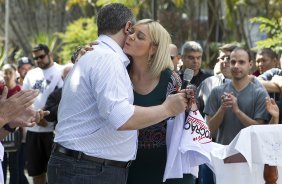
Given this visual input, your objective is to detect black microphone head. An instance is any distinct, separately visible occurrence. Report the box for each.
[183,68,194,82]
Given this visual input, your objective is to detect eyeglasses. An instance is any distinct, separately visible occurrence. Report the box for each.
[170,56,175,60]
[33,54,46,61]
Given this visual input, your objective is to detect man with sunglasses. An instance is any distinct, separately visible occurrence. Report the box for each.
[22,44,64,184]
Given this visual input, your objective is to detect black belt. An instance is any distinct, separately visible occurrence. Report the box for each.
[52,143,131,168]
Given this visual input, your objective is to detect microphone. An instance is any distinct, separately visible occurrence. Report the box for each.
[183,68,194,89]
[183,69,197,111]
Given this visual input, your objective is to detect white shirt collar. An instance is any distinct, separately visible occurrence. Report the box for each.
[97,35,130,66]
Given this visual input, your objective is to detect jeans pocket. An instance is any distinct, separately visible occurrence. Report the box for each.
[75,160,104,177]
[47,152,75,184]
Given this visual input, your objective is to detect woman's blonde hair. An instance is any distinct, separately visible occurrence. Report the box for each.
[134,19,173,78]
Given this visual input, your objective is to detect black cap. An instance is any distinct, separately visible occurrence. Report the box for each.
[18,57,33,68]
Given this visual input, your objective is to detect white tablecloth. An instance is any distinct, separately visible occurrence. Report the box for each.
[211,125,282,184]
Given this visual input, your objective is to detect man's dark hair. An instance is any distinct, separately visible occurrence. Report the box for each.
[32,44,50,54]
[97,3,136,36]
[232,47,252,62]
[256,48,278,59]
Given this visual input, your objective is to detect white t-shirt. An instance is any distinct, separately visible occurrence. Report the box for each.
[23,62,64,132]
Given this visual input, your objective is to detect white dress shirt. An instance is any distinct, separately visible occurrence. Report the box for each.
[54,35,136,162]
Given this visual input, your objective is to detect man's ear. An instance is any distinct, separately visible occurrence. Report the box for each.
[124,21,133,35]
[48,52,53,59]
[249,59,253,68]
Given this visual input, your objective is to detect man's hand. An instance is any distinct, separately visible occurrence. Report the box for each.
[37,119,48,127]
[0,88,39,127]
[265,97,279,124]
[8,108,50,128]
[163,92,188,116]
[71,41,99,63]
[220,92,233,111]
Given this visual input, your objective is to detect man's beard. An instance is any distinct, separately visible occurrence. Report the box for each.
[38,59,51,69]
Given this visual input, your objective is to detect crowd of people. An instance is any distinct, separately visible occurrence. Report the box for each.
[0,2,281,184]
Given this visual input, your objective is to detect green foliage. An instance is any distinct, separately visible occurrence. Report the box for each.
[31,33,61,54]
[173,0,185,7]
[251,17,282,53]
[0,40,19,67]
[66,0,90,9]
[96,0,138,7]
[58,17,98,63]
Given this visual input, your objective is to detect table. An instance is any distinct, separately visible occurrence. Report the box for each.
[210,125,282,184]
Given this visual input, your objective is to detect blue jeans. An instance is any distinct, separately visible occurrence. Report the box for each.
[47,152,128,184]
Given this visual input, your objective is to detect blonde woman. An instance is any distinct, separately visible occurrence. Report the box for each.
[124,19,195,184]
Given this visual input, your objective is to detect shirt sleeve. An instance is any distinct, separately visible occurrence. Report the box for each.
[22,71,31,90]
[253,88,269,121]
[90,53,134,129]
[166,71,182,96]
[204,87,221,116]
[258,68,282,80]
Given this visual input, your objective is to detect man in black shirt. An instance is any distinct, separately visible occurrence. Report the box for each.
[179,41,211,88]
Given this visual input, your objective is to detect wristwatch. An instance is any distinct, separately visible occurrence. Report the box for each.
[3,124,17,133]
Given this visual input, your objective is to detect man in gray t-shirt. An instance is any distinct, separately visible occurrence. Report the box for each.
[204,48,269,145]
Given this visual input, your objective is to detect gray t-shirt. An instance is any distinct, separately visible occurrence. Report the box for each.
[204,81,269,145]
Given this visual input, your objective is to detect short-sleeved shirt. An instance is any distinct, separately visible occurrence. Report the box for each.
[204,81,269,145]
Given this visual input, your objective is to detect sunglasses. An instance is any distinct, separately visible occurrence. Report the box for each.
[33,54,47,61]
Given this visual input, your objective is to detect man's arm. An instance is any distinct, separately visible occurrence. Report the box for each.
[234,110,265,126]
[256,68,282,93]
[119,92,188,130]
[207,108,225,134]
[257,79,281,93]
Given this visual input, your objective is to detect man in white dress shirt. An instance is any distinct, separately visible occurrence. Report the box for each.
[47,3,189,184]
